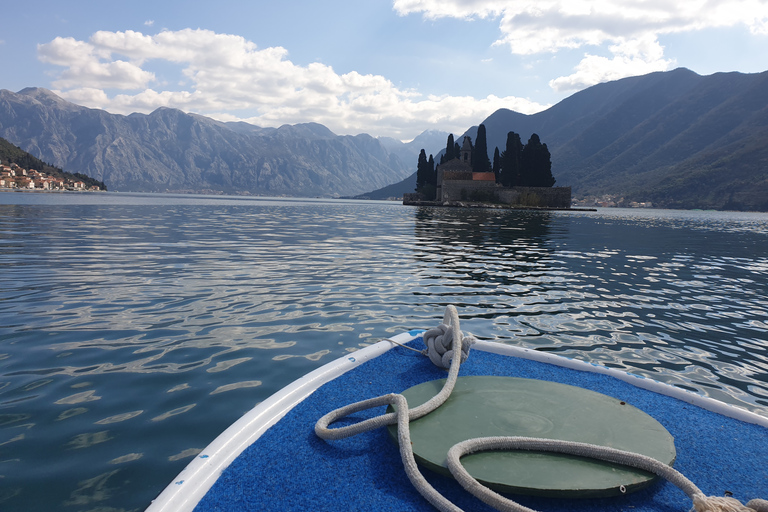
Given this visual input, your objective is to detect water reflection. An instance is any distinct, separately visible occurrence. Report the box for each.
[412,208,566,324]
[414,207,554,247]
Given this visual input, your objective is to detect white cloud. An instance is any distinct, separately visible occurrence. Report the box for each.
[38,36,155,89]
[144,20,155,27]
[38,28,548,139]
[394,0,768,88]
[393,0,506,19]
[549,35,676,92]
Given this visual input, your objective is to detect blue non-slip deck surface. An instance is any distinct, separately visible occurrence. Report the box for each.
[195,341,768,512]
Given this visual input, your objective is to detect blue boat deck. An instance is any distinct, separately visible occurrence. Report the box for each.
[194,338,768,512]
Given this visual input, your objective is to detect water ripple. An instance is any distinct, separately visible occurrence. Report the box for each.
[1,194,767,511]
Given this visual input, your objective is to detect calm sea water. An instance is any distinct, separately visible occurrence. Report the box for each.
[1,191,767,512]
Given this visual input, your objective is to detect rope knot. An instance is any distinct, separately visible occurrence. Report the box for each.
[423,323,473,369]
[693,494,761,512]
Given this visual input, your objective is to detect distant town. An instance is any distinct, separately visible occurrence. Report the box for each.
[0,162,104,191]
[572,195,654,209]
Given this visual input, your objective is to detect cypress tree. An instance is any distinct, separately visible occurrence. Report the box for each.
[472,124,491,173]
[428,154,436,187]
[538,142,555,187]
[521,134,555,187]
[444,134,455,162]
[415,149,429,192]
[500,131,523,187]
[492,147,500,183]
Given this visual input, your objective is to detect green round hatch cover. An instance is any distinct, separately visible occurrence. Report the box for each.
[387,376,676,498]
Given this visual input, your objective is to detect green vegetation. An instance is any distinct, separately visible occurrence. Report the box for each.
[0,137,107,190]
[441,134,455,163]
[520,133,555,187]
[499,131,523,187]
[415,148,436,199]
[472,124,491,174]
[498,130,555,187]
[1,137,58,174]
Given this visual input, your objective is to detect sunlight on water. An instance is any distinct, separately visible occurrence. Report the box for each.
[1,192,767,511]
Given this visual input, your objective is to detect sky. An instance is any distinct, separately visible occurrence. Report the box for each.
[1,1,767,141]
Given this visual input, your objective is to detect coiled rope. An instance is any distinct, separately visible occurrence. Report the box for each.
[315,306,767,512]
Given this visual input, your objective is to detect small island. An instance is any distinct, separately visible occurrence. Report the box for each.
[404,125,574,210]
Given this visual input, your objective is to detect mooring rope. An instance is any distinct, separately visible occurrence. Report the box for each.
[315,305,469,511]
[315,305,766,512]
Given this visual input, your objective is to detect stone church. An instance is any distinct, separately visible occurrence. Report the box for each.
[436,135,502,203]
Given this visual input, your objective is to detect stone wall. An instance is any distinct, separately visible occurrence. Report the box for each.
[441,181,572,208]
[442,179,497,202]
[498,186,572,208]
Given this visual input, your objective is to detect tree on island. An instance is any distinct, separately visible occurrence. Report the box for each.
[520,133,555,187]
[415,148,436,199]
[440,134,455,164]
[416,149,428,191]
[428,154,435,191]
[492,147,501,182]
[472,124,491,174]
[499,131,523,187]
[498,131,554,187]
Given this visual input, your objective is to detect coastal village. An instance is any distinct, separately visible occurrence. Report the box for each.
[0,162,102,191]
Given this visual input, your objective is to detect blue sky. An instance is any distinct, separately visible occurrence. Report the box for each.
[2,0,767,140]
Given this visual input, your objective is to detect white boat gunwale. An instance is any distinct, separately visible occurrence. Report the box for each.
[146,331,768,512]
[146,329,425,512]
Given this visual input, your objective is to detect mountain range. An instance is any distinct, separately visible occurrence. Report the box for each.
[1,67,767,210]
[0,88,424,197]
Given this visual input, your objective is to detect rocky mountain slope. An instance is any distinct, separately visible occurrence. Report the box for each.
[0,88,413,197]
